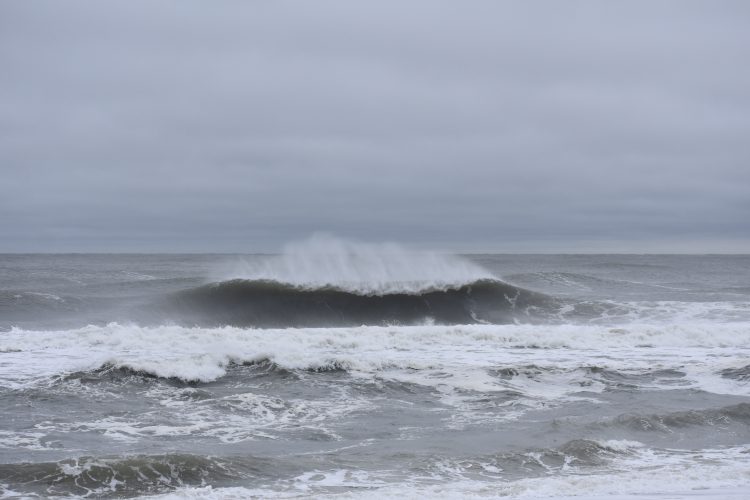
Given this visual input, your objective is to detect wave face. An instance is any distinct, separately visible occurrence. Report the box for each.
[165,278,555,327]
[162,238,554,327]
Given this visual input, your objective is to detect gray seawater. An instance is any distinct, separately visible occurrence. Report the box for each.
[1,251,750,498]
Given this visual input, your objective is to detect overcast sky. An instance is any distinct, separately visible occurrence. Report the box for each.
[1,1,748,253]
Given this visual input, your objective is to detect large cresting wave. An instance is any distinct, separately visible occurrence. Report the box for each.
[158,236,557,327]
[166,278,554,328]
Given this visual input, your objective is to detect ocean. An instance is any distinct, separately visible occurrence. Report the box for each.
[1,241,750,498]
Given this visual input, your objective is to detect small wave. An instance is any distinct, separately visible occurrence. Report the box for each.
[0,291,75,310]
[60,364,199,386]
[60,360,302,387]
[0,454,271,498]
[722,365,750,381]
[0,440,638,498]
[143,444,750,499]
[121,271,158,281]
[390,439,643,482]
[602,403,750,433]
[0,440,640,498]
[556,438,640,465]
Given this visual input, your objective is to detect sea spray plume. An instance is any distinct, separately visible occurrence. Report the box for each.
[226,234,495,295]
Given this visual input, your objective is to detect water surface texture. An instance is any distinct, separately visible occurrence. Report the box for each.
[2,243,750,498]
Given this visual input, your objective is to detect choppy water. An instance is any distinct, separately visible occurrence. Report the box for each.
[2,242,750,498]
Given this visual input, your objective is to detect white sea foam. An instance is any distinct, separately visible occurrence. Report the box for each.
[25,292,64,302]
[2,322,749,402]
[39,387,372,445]
[0,430,50,451]
[222,234,494,294]
[121,271,157,281]
[584,300,750,324]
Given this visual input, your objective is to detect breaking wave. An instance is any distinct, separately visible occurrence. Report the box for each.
[165,278,555,327]
[0,454,269,498]
[0,440,653,498]
[3,322,750,387]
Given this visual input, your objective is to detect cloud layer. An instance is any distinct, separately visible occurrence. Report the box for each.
[1,1,748,252]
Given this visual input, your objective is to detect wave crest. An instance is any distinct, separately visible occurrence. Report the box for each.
[221,234,494,295]
[0,454,262,497]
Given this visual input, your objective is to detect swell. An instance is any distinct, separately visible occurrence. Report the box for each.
[600,403,750,433]
[0,453,276,498]
[162,278,557,327]
[0,440,637,497]
[0,291,84,323]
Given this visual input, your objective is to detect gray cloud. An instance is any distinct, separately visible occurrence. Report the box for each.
[1,0,749,252]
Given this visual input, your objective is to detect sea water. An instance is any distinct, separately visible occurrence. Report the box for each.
[1,240,749,498]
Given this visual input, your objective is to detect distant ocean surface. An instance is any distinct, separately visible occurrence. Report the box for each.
[2,241,750,498]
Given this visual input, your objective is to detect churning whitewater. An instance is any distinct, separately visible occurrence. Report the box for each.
[1,239,750,498]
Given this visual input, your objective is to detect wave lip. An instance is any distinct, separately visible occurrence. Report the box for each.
[165,277,555,328]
